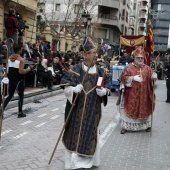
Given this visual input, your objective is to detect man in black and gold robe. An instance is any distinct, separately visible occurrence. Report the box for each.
[60,37,110,169]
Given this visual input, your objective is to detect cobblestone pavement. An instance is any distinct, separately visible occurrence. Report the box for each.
[92,80,170,170]
[0,88,118,170]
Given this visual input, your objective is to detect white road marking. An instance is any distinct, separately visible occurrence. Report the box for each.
[13,132,28,139]
[100,113,120,148]
[51,108,59,112]
[2,130,12,136]
[38,114,47,117]
[163,83,166,84]
[62,104,66,107]
[21,120,32,125]
[50,115,60,120]
[35,122,47,128]
[0,146,3,149]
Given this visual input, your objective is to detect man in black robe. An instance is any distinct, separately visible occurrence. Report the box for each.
[60,37,111,169]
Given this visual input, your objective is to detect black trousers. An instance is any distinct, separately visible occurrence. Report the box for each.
[4,80,24,113]
[166,78,170,101]
[37,70,53,88]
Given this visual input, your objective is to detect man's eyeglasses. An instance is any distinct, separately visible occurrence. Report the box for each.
[135,57,144,60]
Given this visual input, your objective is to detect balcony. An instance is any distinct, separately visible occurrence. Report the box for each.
[99,0,119,9]
[138,31,146,36]
[140,0,149,3]
[139,23,146,27]
[140,5,148,11]
[139,13,147,19]
[12,0,37,11]
[98,13,118,20]
[98,14,118,26]
[129,17,135,27]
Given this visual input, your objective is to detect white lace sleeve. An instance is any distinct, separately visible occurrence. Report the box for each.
[125,76,134,87]
[64,86,74,104]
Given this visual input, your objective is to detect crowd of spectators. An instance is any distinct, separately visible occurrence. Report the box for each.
[0,37,88,89]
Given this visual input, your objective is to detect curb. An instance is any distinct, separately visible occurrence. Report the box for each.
[6,87,64,110]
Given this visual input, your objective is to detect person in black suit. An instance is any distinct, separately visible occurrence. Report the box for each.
[164,60,170,103]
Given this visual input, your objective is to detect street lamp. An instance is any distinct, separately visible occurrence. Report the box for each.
[150,9,170,21]
[81,10,92,43]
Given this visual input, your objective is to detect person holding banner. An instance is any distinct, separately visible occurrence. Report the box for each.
[60,37,110,169]
[118,46,157,134]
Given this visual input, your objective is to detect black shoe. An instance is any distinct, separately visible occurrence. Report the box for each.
[165,100,170,103]
[48,87,54,91]
[18,113,26,118]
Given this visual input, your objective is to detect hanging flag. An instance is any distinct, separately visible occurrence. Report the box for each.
[120,36,145,47]
[146,10,154,54]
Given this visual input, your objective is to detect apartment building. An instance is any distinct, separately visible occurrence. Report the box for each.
[0,0,38,42]
[38,0,135,46]
[128,0,140,35]
[138,0,149,36]
[151,0,170,54]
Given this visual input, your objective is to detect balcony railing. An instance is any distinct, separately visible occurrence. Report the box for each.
[138,31,146,36]
[97,16,119,26]
[139,13,147,19]
[139,23,146,27]
[98,13,118,20]
[99,0,119,8]
[140,0,149,3]
[140,5,148,11]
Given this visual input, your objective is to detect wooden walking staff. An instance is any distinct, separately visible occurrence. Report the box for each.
[0,43,10,140]
[48,54,95,165]
[150,78,156,137]
[0,83,6,140]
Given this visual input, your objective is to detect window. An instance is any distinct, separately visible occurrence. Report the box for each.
[74,4,80,14]
[94,28,109,39]
[129,17,134,26]
[126,12,128,22]
[54,4,60,11]
[122,9,125,20]
[121,24,124,33]
[125,27,127,35]
[38,3,45,13]
[133,3,136,10]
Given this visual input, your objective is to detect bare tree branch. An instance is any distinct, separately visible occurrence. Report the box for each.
[37,0,101,39]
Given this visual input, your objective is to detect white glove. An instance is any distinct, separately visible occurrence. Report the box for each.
[96,87,106,97]
[152,72,157,79]
[133,75,143,82]
[2,77,9,84]
[73,84,83,93]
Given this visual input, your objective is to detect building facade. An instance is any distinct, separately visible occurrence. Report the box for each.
[0,0,38,43]
[38,0,139,47]
[128,0,140,35]
[138,0,149,36]
[151,0,170,54]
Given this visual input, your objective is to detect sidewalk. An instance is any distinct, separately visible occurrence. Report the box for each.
[5,85,64,110]
[95,80,170,170]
